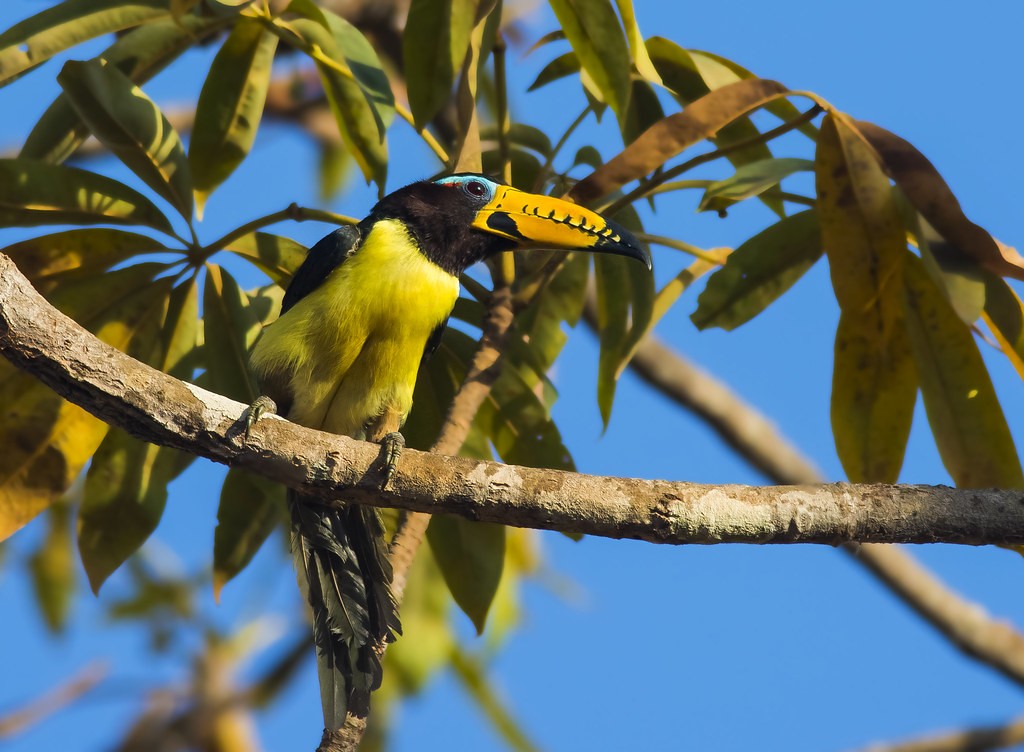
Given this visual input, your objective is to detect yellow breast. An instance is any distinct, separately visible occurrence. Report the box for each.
[250,219,460,436]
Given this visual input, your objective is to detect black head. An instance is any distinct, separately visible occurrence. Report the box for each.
[362,173,651,276]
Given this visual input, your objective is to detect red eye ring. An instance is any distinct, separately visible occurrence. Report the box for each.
[465,180,487,197]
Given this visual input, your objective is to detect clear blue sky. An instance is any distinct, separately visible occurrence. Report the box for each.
[2,2,1024,751]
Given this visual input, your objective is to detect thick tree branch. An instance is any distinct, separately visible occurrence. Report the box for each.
[2,255,1024,548]
[586,296,1024,688]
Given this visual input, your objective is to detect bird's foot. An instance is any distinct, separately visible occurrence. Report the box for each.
[379,432,405,490]
[244,395,277,441]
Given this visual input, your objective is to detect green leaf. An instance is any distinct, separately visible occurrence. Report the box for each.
[427,515,505,634]
[547,0,631,123]
[29,501,76,633]
[0,0,171,88]
[3,228,171,290]
[913,213,987,326]
[213,467,285,599]
[817,113,916,483]
[285,10,391,185]
[404,0,478,128]
[0,159,174,233]
[190,17,279,215]
[593,207,653,426]
[319,143,352,201]
[903,255,1022,488]
[226,232,308,287]
[202,264,261,402]
[527,50,580,92]
[57,59,193,220]
[692,210,821,331]
[621,79,665,146]
[481,123,553,157]
[78,431,192,593]
[698,158,813,216]
[22,15,227,164]
[613,0,660,83]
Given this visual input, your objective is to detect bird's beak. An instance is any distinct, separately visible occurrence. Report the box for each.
[472,186,652,269]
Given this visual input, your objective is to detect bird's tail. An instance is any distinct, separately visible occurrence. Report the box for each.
[289,490,402,728]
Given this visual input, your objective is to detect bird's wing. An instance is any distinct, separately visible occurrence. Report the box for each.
[420,316,450,366]
[281,224,361,315]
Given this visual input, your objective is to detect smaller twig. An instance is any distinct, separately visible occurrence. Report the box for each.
[601,104,824,217]
[199,204,359,259]
[0,662,108,739]
[852,715,1024,752]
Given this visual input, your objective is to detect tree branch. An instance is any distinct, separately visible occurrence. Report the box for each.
[585,295,1024,688]
[853,716,1024,752]
[3,255,1024,548]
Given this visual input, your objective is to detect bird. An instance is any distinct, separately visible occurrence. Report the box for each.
[246,173,651,731]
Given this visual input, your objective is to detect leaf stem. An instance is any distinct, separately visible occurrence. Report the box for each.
[199,204,358,260]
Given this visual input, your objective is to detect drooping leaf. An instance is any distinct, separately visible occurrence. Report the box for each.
[570,78,792,206]
[3,228,171,291]
[404,0,478,128]
[547,0,631,123]
[698,158,813,216]
[286,1,394,186]
[190,17,279,215]
[0,0,171,88]
[202,264,261,402]
[319,143,352,201]
[213,467,285,599]
[0,264,171,539]
[427,515,505,634]
[226,232,308,287]
[527,51,580,92]
[0,159,174,233]
[984,275,1024,381]
[28,500,76,633]
[593,207,653,425]
[21,15,228,164]
[481,123,553,158]
[57,59,193,220]
[693,210,821,331]
[817,113,916,483]
[902,255,1022,487]
[613,0,661,83]
[912,213,987,326]
[858,120,1024,282]
[621,79,664,146]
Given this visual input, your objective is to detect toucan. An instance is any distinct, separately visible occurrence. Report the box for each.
[247,173,651,731]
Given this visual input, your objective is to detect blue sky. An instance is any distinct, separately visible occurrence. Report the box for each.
[2,2,1024,751]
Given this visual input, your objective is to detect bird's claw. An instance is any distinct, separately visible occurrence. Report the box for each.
[380,432,405,490]
[244,395,277,441]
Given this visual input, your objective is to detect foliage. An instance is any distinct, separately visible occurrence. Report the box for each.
[0,0,1021,748]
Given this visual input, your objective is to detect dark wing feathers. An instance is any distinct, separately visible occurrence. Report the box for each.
[281,225,361,315]
[421,316,449,366]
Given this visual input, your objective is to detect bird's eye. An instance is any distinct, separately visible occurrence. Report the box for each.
[465,180,487,198]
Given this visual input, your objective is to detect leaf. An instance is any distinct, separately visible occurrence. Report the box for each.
[3,228,170,290]
[226,232,308,286]
[21,15,228,164]
[202,264,261,402]
[213,468,285,599]
[984,275,1024,381]
[57,59,193,220]
[29,500,76,633]
[698,158,813,216]
[77,277,197,592]
[404,0,478,128]
[0,0,171,88]
[0,159,174,233]
[903,255,1022,488]
[593,207,653,425]
[692,210,821,331]
[427,515,505,634]
[570,78,791,206]
[816,113,916,483]
[527,51,580,92]
[190,17,279,215]
[285,11,390,185]
[547,0,631,123]
[913,213,987,326]
[621,79,665,146]
[481,123,553,157]
[319,143,352,201]
[613,0,661,83]
[857,120,1024,281]
[0,264,171,539]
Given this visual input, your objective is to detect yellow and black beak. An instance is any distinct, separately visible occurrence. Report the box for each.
[472,186,652,269]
